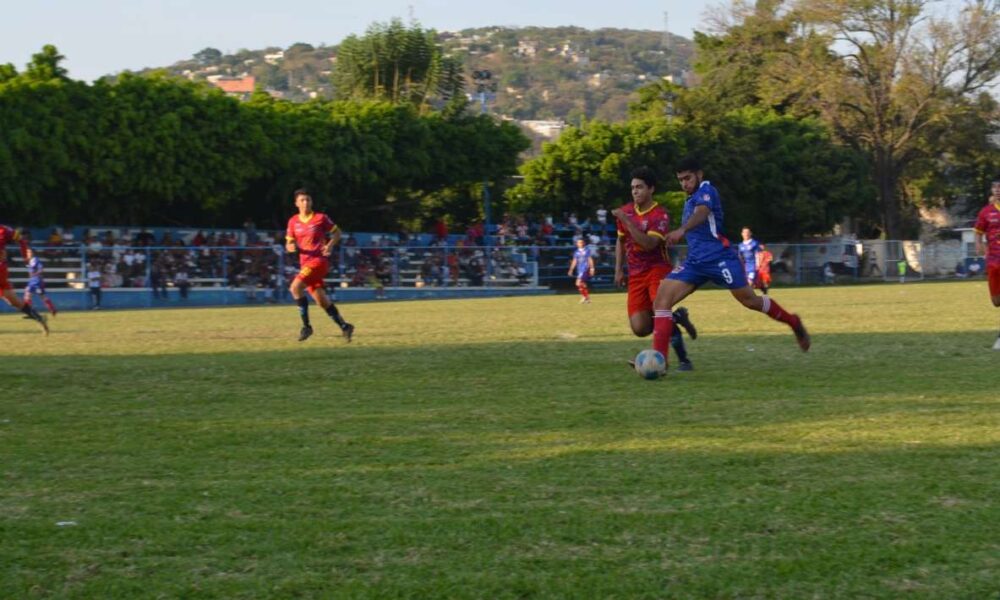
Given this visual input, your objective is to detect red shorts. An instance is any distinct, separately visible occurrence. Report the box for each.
[627,264,672,317]
[294,258,330,293]
[988,263,1000,297]
[756,271,772,288]
[0,264,10,292]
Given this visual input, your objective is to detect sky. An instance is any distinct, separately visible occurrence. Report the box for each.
[2,0,714,82]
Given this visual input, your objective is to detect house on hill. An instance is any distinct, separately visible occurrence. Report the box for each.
[211,76,255,100]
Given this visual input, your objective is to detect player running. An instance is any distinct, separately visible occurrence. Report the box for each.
[738,227,761,287]
[649,157,808,368]
[568,237,595,304]
[973,178,1000,350]
[0,225,49,335]
[285,189,355,343]
[22,248,58,317]
[756,243,774,296]
[613,166,698,371]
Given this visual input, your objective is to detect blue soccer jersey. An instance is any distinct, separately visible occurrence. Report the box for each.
[738,238,761,273]
[27,256,43,284]
[573,246,592,277]
[680,180,734,264]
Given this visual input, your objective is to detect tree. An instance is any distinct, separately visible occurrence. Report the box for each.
[792,0,1000,237]
[193,47,222,65]
[24,45,68,82]
[508,111,869,239]
[331,19,464,111]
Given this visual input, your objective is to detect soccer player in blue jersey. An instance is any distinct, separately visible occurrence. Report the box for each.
[650,157,810,365]
[737,227,761,287]
[568,237,595,303]
[23,248,58,317]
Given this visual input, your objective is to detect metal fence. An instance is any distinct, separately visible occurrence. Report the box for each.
[536,239,986,289]
[3,243,540,297]
[3,239,986,301]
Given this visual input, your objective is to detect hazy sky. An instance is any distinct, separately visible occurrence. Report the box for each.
[2,0,714,82]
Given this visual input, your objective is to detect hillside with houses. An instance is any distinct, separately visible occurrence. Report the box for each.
[133,26,694,126]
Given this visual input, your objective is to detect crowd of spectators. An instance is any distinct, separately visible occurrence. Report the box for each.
[17,210,614,293]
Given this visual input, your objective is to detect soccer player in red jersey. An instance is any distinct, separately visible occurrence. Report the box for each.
[756,244,774,296]
[613,166,697,370]
[973,178,1000,350]
[0,225,49,335]
[285,189,354,342]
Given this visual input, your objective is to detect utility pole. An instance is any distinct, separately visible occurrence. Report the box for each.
[472,69,497,285]
[663,10,674,122]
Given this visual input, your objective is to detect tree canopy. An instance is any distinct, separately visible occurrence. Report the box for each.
[0,47,529,230]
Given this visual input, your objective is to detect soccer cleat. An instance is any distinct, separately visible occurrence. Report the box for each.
[298,325,313,342]
[674,306,697,340]
[992,337,1000,351]
[342,323,355,343]
[678,359,694,371]
[792,316,811,352]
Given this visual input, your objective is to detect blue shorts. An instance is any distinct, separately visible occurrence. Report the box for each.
[575,270,591,281]
[667,255,748,289]
[24,280,45,295]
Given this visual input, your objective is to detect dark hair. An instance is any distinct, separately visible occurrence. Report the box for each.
[675,156,703,174]
[630,166,657,190]
[293,188,311,199]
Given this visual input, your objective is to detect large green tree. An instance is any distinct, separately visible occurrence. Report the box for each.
[694,0,1000,237]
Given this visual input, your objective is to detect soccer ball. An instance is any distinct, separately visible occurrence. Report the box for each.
[634,349,666,380]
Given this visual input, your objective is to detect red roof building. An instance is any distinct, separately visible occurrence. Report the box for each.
[211,76,255,99]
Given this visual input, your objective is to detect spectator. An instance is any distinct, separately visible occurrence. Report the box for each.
[433,217,448,244]
[243,217,257,244]
[596,204,608,229]
[150,261,168,299]
[823,262,836,284]
[87,262,102,309]
[175,268,190,299]
[136,229,155,246]
[46,228,63,246]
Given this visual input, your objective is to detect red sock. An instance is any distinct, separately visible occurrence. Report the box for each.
[580,284,590,300]
[653,310,674,361]
[761,296,799,329]
[44,298,57,314]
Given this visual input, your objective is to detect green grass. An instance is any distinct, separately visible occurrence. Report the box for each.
[2,281,999,599]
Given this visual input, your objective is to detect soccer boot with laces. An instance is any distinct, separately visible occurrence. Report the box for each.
[791,316,811,352]
[298,325,314,342]
[342,323,355,343]
[673,306,697,340]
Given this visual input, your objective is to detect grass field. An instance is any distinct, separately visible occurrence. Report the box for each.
[2,281,999,599]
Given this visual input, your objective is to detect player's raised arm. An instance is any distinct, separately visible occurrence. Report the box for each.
[666,205,710,246]
[612,208,661,251]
